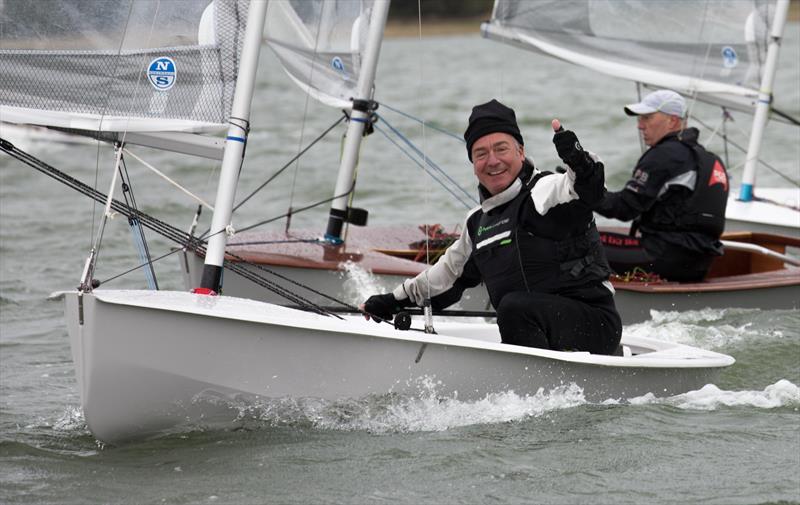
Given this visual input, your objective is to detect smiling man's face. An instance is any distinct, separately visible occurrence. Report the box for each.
[471,132,526,195]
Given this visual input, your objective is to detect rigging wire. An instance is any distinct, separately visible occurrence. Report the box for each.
[378,102,465,143]
[89,0,137,257]
[99,244,183,287]
[83,0,166,288]
[690,114,800,187]
[118,153,159,289]
[634,83,646,154]
[372,120,475,208]
[197,115,345,239]
[416,0,435,333]
[196,106,475,238]
[234,180,357,234]
[233,115,346,213]
[682,0,715,123]
[722,107,731,169]
[374,116,476,205]
[371,107,476,205]
[284,0,329,230]
[665,2,799,188]
[0,138,359,317]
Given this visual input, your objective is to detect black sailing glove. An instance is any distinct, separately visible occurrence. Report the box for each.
[552,128,593,177]
[363,293,404,322]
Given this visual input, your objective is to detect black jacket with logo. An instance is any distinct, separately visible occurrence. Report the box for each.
[393,160,615,311]
[594,128,728,259]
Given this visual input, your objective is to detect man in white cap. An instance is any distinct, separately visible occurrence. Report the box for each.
[361,99,622,356]
[594,89,729,282]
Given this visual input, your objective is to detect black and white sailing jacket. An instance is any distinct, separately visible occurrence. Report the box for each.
[393,158,614,310]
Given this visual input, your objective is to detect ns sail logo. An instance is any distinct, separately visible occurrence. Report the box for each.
[147,57,177,91]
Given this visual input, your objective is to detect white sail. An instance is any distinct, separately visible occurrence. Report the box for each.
[0,0,248,133]
[482,0,777,112]
[264,0,374,108]
[484,0,799,236]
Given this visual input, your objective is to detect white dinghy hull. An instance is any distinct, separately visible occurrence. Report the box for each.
[64,290,733,444]
[725,188,800,238]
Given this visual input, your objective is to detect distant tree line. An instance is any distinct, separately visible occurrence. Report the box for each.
[389,0,494,20]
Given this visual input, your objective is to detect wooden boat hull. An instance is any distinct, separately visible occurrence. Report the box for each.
[64,290,733,444]
[179,226,492,311]
[183,228,799,324]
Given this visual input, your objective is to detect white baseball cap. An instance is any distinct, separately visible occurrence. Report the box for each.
[624,90,686,118]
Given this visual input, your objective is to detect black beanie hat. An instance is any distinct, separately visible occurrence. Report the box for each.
[463,99,524,161]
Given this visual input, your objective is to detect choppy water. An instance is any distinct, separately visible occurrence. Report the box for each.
[1,27,799,505]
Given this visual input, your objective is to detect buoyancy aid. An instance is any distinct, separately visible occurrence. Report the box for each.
[677,138,728,237]
[466,173,612,308]
[639,131,728,239]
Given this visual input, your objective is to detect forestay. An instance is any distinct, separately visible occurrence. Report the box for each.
[0,0,248,133]
[482,0,777,112]
[264,0,375,108]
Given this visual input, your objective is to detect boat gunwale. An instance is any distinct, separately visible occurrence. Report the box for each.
[69,289,735,370]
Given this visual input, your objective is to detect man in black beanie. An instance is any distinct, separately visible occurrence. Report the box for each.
[362,99,622,355]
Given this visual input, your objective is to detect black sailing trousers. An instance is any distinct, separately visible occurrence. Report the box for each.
[495,289,622,355]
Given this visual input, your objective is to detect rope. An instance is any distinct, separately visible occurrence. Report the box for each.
[193,115,346,239]
[771,107,800,126]
[753,194,800,212]
[611,267,666,284]
[123,147,214,210]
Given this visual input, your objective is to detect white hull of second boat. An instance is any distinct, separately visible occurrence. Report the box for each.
[63,289,733,445]
[725,187,800,238]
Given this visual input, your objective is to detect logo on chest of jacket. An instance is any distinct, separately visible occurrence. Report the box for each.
[477,218,510,236]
